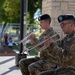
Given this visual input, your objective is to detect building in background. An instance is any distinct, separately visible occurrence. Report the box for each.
[42,0,75,38]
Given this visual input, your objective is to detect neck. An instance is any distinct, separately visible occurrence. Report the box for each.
[45,26,50,31]
[68,29,75,35]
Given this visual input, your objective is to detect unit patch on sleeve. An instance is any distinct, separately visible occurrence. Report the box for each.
[70,44,75,50]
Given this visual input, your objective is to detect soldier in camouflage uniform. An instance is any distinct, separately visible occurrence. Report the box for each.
[19,14,60,75]
[38,14,75,75]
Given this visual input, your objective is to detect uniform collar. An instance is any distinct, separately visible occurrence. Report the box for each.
[67,30,75,38]
[44,27,53,35]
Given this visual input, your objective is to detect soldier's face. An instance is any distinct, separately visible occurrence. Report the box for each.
[60,20,73,34]
[40,20,48,29]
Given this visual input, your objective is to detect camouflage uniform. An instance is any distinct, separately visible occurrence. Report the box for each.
[19,27,60,75]
[38,30,75,75]
[38,68,75,75]
[27,27,60,75]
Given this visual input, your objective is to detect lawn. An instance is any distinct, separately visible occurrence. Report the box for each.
[12,44,38,56]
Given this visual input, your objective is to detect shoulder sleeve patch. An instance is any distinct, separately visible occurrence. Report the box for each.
[70,44,75,50]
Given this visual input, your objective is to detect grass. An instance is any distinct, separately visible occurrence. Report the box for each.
[12,44,38,56]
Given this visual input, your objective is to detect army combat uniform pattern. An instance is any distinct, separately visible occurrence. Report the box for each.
[28,27,60,75]
[38,30,75,75]
[19,27,60,75]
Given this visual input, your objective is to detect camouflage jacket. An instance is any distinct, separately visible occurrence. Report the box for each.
[31,27,60,62]
[51,30,75,68]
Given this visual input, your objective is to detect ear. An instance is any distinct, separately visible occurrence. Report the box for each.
[71,24,75,30]
[70,23,74,27]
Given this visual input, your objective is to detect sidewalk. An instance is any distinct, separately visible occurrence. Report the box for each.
[0,56,21,75]
[0,55,35,75]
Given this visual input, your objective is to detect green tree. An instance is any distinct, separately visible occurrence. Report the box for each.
[28,0,42,24]
[3,0,20,23]
[0,0,6,22]
[0,0,42,24]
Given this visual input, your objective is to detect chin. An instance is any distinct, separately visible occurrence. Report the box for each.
[64,32,68,34]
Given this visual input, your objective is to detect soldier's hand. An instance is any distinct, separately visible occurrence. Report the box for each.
[28,32,36,41]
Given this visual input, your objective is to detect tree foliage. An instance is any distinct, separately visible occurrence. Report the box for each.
[3,0,20,23]
[0,0,6,22]
[0,0,42,24]
[28,0,42,24]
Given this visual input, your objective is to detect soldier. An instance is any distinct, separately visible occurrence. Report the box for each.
[19,14,60,75]
[38,14,75,75]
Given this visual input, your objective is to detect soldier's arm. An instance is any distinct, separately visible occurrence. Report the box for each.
[50,37,75,68]
[63,37,75,68]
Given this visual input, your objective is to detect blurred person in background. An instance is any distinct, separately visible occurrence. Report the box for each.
[4,33,8,45]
